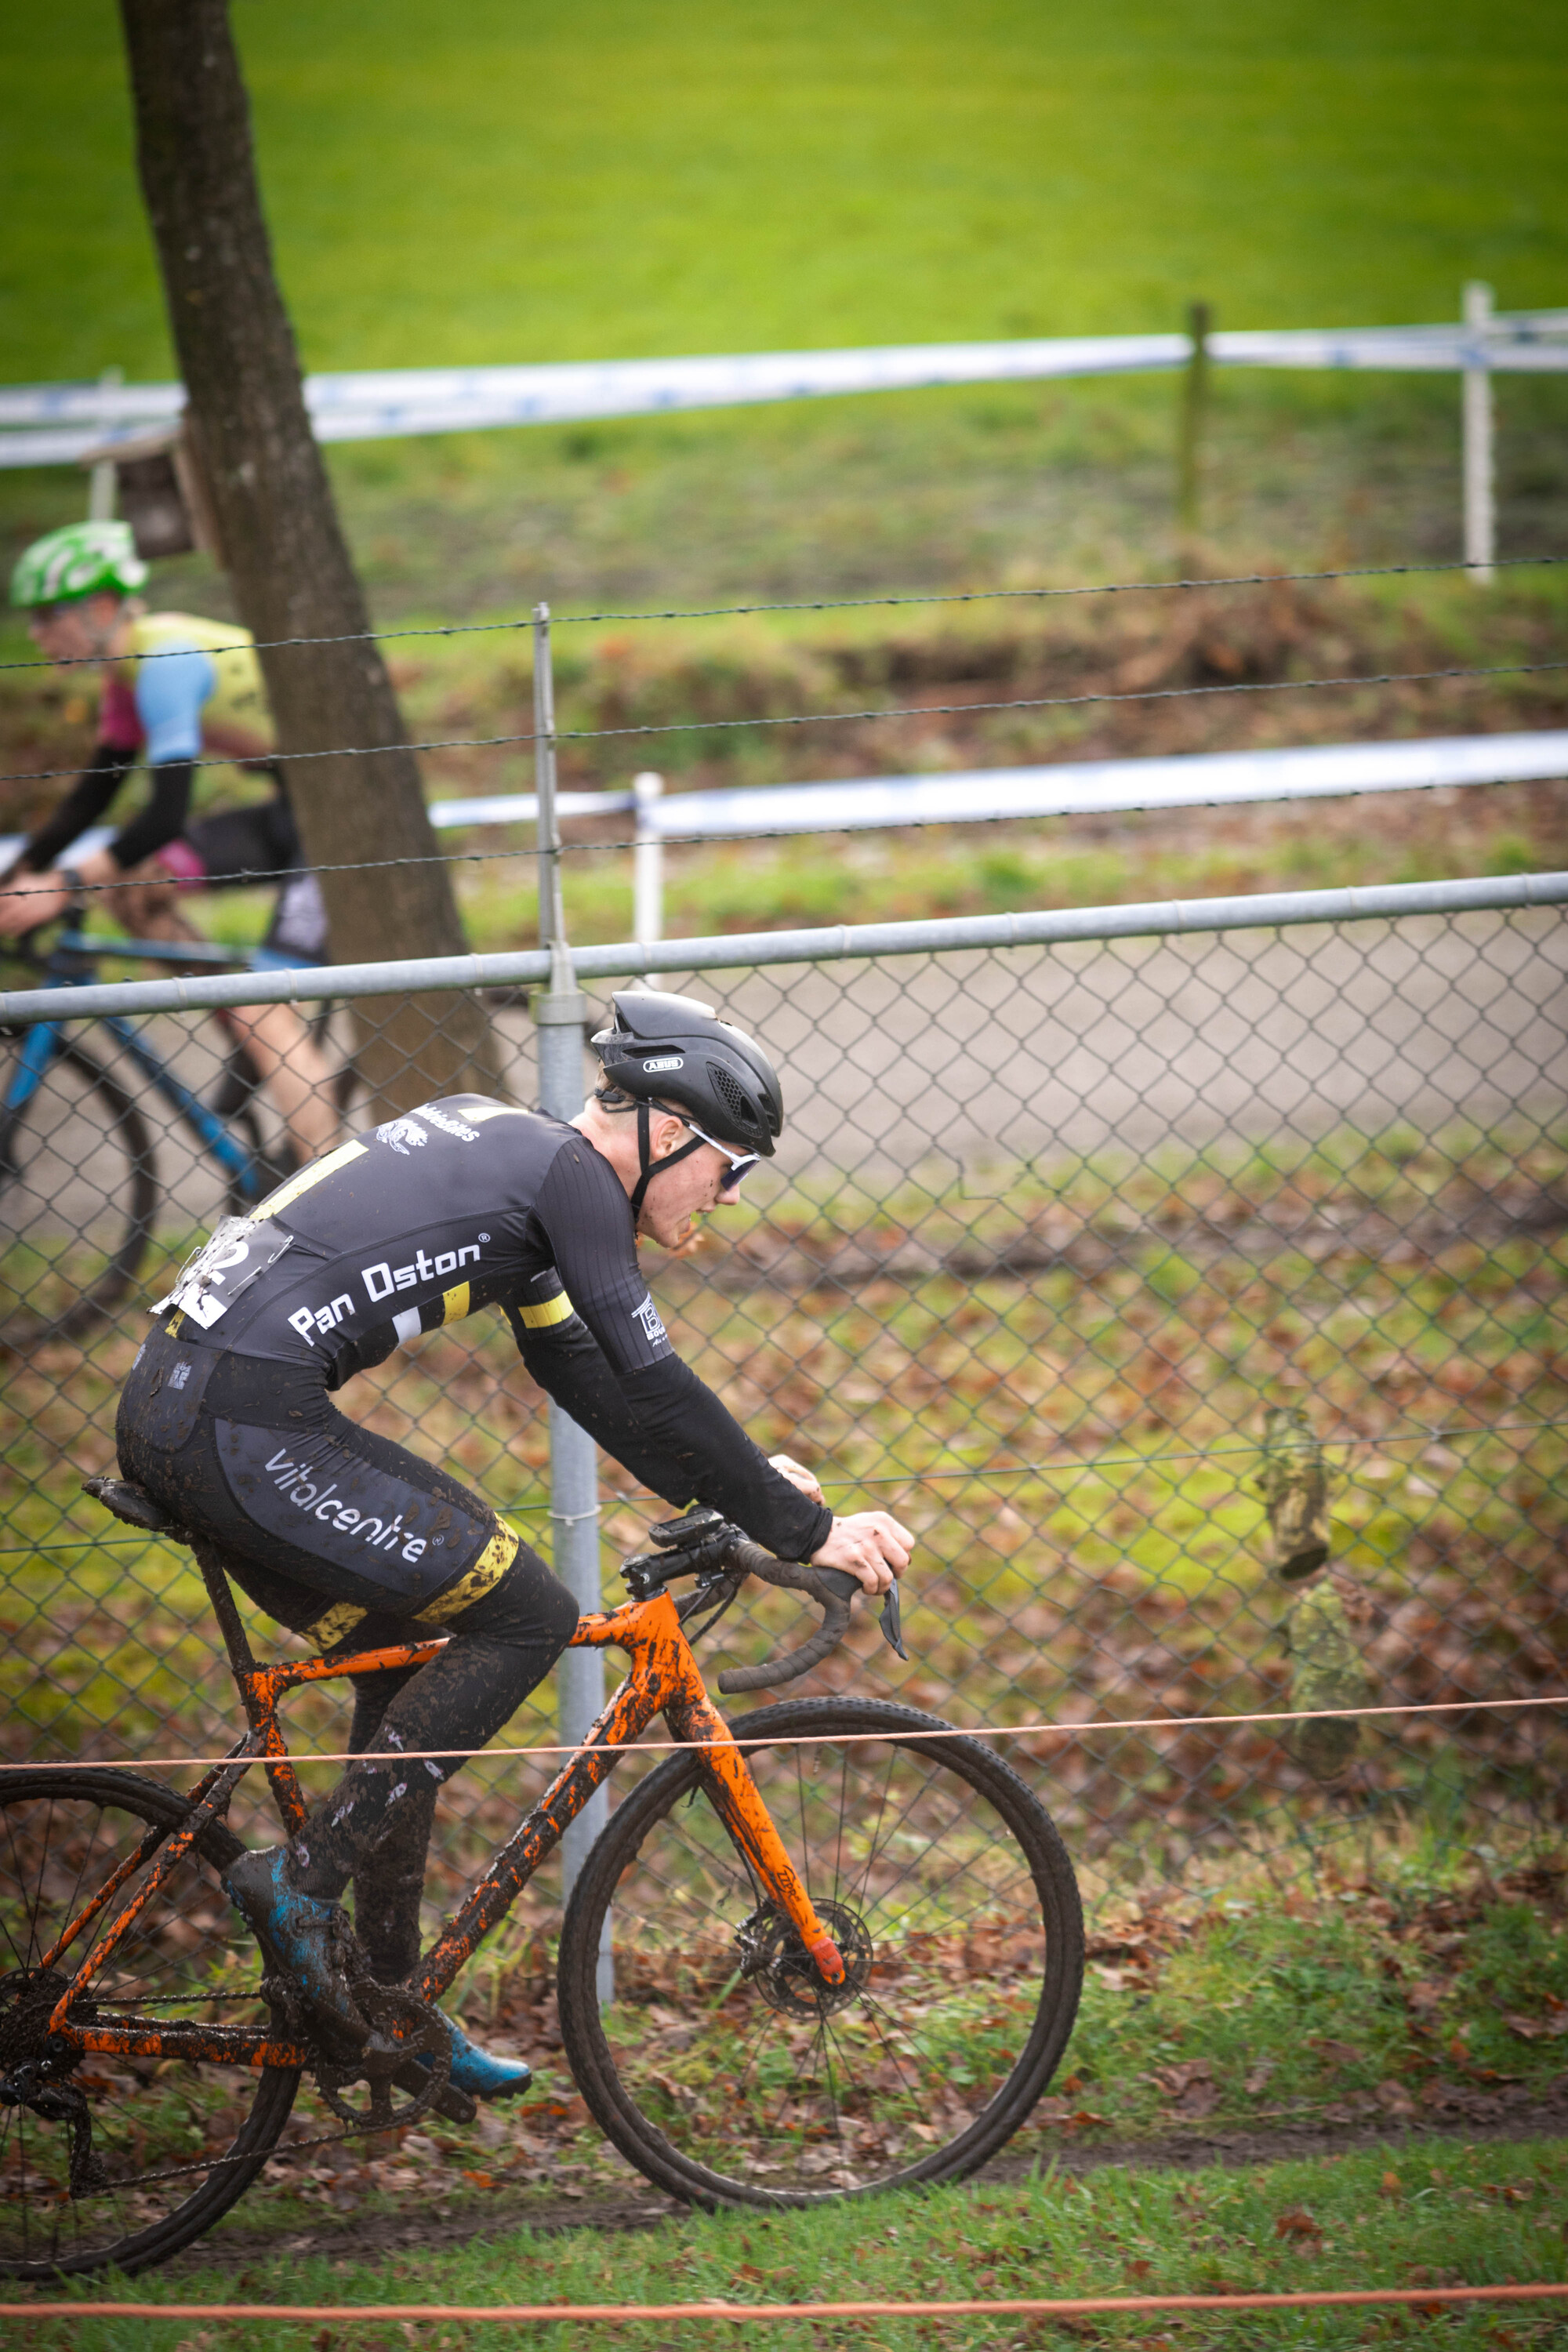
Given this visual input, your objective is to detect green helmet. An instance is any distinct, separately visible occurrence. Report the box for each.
[10,520,148,610]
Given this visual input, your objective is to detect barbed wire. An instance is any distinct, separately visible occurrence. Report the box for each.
[4,551,1565,675]
[7,1418,1557,1555]
[15,1693,1565,1777]
[2,654,1564,806]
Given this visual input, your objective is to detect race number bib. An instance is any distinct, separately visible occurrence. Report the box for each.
[151,1216,292,1331]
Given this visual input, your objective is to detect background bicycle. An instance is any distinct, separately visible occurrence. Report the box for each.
[0,906,358,1344]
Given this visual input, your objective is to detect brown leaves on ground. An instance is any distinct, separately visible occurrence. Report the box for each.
[1503,1994,1568,2042]
[1274,2204,1323,2243]
[1151,2057,1221,2118]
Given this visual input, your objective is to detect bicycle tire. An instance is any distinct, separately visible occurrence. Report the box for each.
[557,1697,1083,2209]
[0,1766,299,2280]
[0,1036,157,1345]
[210,1047,293,1214]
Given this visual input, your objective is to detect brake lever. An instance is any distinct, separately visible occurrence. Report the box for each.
[815,1566,909,1661]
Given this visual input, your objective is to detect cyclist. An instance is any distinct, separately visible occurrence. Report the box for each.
[3,521,335,1166]
[114,987,912,2099]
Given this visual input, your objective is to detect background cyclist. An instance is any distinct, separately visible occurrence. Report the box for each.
[2,521,335,1167]
[115,987,911,2100]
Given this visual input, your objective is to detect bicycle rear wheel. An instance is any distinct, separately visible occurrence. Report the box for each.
[0,1768,299,2279]
[557,1697,1083,2207]
[0,1035,156,1344]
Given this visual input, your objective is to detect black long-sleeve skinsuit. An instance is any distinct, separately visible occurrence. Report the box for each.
[117,1098,829,1975]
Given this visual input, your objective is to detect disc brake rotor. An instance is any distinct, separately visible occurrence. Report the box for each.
[735,1900,873,2020]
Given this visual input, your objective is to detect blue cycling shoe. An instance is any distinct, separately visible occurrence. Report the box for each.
[418,2016,532,2102]
[223,1847,366,2047]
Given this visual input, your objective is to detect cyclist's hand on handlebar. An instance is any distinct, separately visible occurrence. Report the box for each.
[811,1510,913,1596]
[0,869,69,938]
[768,1452,825,1506]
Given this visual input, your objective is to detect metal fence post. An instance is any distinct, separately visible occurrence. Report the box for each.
[531,603,612,1995]
[87,368,122,521]
[1463,281,1496,583]
[633,771,664,983]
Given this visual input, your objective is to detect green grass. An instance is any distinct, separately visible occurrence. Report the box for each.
[11,2140,1568,2347]
[5,0,1568,385]
[2,1,1567,665]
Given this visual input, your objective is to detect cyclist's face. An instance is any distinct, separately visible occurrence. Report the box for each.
[637,1138,744,1252]
[27,595,119,665]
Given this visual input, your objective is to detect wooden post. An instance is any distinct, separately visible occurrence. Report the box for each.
[1463,281,1495,583]
[1177,300,1211,556]
[87,368,123,521]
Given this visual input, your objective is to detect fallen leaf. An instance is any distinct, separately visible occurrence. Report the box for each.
[1504,2011,1568,2042]
[1378,2170,1402,2198]
[1171,2080,1221,2118]
[1308,2037,1366,2065]
[1126,2259,1153,2281]
[1275,2205,1322,2241]
[1152,2060,1213,2096]
[1375,2081,1416,2118]
[1243,2060,1276,2095]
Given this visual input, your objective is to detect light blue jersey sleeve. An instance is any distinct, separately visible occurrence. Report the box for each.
[133,643,216,765]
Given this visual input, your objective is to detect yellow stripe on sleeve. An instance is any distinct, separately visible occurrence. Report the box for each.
[256,1140,368,1218]
[441,1281,470,1324]
[516,1290,575,1329]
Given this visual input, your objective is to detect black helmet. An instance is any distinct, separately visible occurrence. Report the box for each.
[592,989,783,1156]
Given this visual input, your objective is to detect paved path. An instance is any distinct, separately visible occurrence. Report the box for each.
[3,909,1563,1270]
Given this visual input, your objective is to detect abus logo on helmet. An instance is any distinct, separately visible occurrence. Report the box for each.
[641,1054,684,1072]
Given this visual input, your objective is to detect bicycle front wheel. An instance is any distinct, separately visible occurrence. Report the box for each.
[0,1035,156,1343]
[557,1697,1083,2207]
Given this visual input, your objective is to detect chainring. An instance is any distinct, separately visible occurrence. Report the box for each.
[314,1980,451,2132]
[735,1900,873,2020]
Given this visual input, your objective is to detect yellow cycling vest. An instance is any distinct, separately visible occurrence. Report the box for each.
[124,612,274,752]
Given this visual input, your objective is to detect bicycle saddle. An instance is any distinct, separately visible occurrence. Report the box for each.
[82,1475,187,1538]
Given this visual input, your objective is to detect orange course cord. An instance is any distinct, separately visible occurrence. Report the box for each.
[13,2284,1568,2325]
[13,1687,1567,1775]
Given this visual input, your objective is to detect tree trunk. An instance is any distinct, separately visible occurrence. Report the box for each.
[117,0,500,1118]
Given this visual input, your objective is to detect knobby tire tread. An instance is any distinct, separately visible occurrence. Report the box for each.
[0,1038,157,1346]
[556,1696,1084,2209]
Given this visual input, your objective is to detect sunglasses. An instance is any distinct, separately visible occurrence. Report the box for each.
[679,1118,759,1192]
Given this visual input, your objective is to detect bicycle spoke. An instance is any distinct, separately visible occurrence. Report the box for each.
[563,1708,1079,2204]
[1,1777,296,2280]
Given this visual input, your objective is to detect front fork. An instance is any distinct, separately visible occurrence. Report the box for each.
[414,1592,845,2004]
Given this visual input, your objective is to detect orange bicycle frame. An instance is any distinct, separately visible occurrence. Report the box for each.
[41,1575,844,2072]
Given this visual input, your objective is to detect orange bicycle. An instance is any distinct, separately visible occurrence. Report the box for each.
[1,1484,1083,2278]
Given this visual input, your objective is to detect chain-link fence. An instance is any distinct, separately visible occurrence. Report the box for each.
[2,881,1565,1951]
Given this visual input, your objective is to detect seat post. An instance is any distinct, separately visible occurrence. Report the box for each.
[194,1546,256,1681]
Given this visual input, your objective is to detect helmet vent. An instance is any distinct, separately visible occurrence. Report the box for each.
[710,1063,760,1138]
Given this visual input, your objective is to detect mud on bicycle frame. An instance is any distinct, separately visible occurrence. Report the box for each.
[0,1483,1084,2278]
